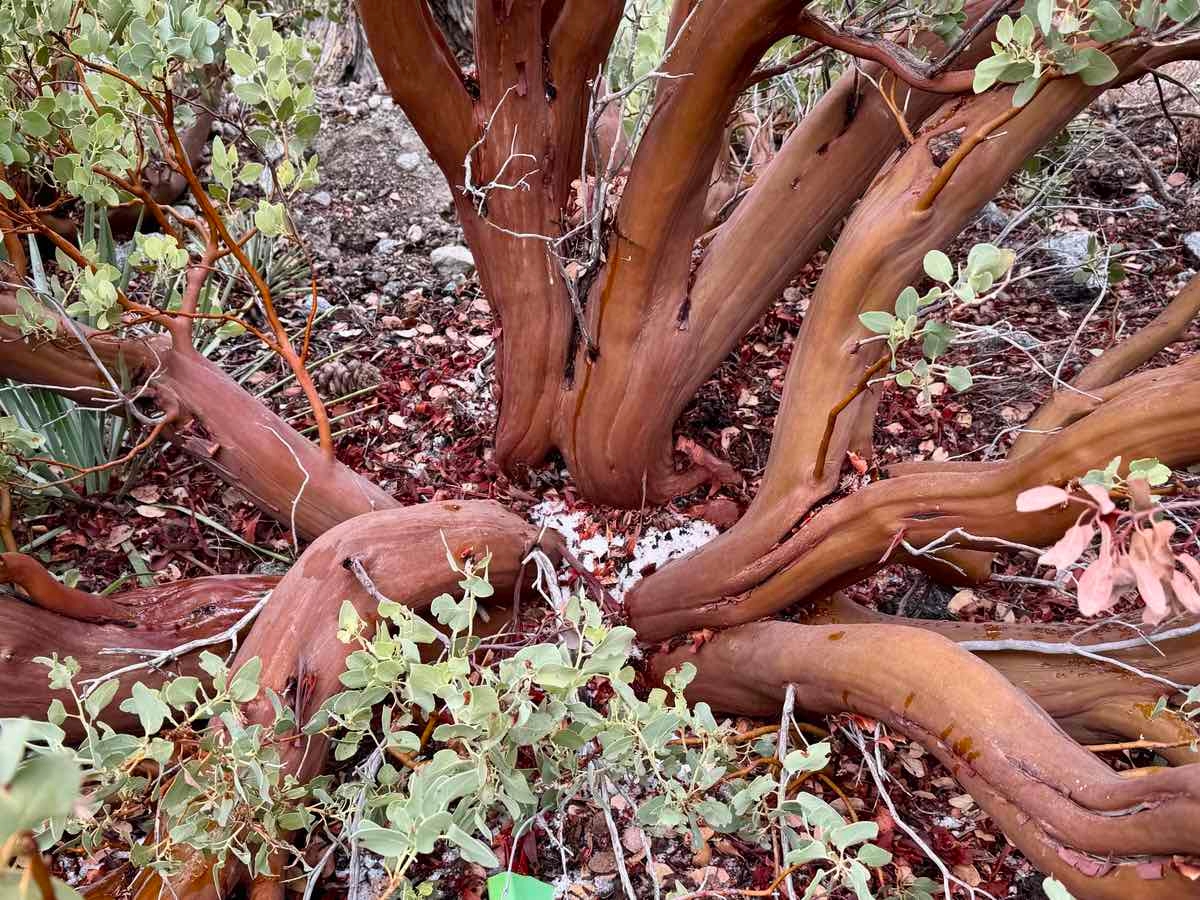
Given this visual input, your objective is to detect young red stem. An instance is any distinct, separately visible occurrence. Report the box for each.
[813,353,890,479]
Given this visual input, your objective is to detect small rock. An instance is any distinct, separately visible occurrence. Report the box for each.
[406,223,425,243]
[397,152,422,172]
[374,238,400,256]
[369,270,389,285]
[1131,194,1164,214]
[1039,229,1104,302]
[383,280,404,298]
[973,201,1008,232]
[367,94,382,109]
[1039,229,1092,270]
[1183,232,1200,265]
[430,244,475,276]
[313,190,332,208]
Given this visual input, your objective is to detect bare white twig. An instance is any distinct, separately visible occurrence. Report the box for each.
[900,527,1044,561]
[462,86,539,214]
[776,683,798,900]
[595,769,637,900]
[346,746,385,900]
[83,589,272,695]
[846,723,995,900]
[258,423,309,553]
[959,618,1200,690]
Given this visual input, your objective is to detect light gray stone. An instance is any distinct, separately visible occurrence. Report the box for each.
[430,244,475,276]
[1183,232,1200,265]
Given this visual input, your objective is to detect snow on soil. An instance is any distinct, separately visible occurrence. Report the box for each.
[530,501,718,598]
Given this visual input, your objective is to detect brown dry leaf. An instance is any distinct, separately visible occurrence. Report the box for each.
[129,485,161,503]
[947,794,976,811]
[100,524,135,551]
[135,505,166,519]
[948,590,977,614]
[952,863,982,886]
[587,851,617,875]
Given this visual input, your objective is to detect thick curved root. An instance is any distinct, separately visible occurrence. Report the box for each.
[804,594,1200,760]
[652,622,1200,899]
[153,501,550,899]
[0,569,275,732]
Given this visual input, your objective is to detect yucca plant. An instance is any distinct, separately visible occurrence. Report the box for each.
[1,213,137,497]
[0,380,129,497]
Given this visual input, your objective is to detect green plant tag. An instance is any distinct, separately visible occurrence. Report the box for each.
[487,873,555,900]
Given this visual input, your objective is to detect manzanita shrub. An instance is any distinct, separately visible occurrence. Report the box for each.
[3,555,896,899]
[1017,457,1200,622]
[0,0,322,336]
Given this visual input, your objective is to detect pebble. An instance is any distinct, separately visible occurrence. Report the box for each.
[430,244,475,276]
[1183,232,1200,265]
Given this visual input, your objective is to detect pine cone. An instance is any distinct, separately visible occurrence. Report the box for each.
[317,357,381,398]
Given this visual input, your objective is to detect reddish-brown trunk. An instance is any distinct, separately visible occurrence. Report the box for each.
[0,558,274,735]
[628,48,1159,620]
[360,1,993,506]
[630,355,1200,639]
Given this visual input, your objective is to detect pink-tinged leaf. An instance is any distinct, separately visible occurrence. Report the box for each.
[1175,859,1200,881]
[1172,570,1200,614]
[1128,549,1169,624]
[1076,554,1118,617]
[1081,482,1116,514]
[1038,522,1095,573]
[1150,518,1178,555]
[1016,485,1071,512]
[1179,554,1200,586]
